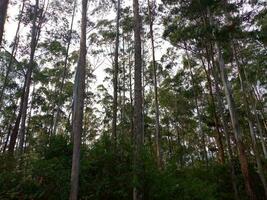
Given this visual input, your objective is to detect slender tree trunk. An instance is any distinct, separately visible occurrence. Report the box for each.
[202,49,240,200]
[112,0,121,142]
[18,0,39,154]
[141,38,145,143]
[0,0,9,46]
[8,85,25,154]
[248,120,267,198]
[0,0,25,107]
[2,123,12,153]
[122,36,126,128]
[133,0,143,198]
[215,42,257,200]
[255,110,267,159]
[252,83,267,133]
[234,44,267,159]
[184,46,208,165]
[205,6,256,198]
[52,0,77,135]
[232,43,267,198]
[200,48,225,164]
[69,0,87,199]
[129,48,134,137]
[147,0,162,169]
[25,84,35,152]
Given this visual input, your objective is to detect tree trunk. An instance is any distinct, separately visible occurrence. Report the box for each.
[129,48,134,137]
[69,0,87,199]
[184,45,208,166]
[202,52,240,199]
[248,120,267,198]
[25,84,35,152]
[2,123,12,153]
[147,0,162,169]
[0,0,25,107]
[112,0,121,142]
[122,36,126,129]
[254,110,267,159]
[8,86,25,154]
[232,43,267,198]
[141,38,145,144]
[0,0,9,46]
[205,6,256,198]
[200,48,225,164]
[234,44,267,159]
[133,0,144,198]
[52,0,77,135]
[215,41,257,200]
[18,0,39,154]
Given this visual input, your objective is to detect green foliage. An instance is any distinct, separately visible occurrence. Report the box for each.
[0,135,254,200]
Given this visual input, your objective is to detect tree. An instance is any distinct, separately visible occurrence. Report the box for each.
[133,0,144,198]
[0,0,25,106]
[18,0,42,154]
[112,0,121,142]
[52,0,77,135]
[8,0,41,154]
[69,0,88,199]
[147,0,162,169]
[0,0,9,46]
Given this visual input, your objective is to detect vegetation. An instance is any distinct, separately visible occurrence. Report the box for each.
[0,0,266,199]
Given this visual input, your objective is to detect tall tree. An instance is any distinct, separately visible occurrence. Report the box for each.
[0,0,25,107]
[52,0,77,135]
[207,4,258,199]
[147,0,162,169]
[69,0,88,199]
[18,0,42,153]
[112,0,121,142]
[133,0,144,198]
[216,41,257,200]
[0,0,9,46]
[8,0,40,154]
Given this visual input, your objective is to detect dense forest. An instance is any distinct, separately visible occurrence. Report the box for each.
[0,0,267,199]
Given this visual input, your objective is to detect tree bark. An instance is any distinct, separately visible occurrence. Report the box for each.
[215,42,257,200]
[121,36,126,129]
[254,109,267,159]
[133,0,144,198]
[129,47,134,137]
[69,0,87,199]
[147,0,162,169]
[18,0,39,154]
[202,48,240,200]
[200,48,225,164]
[232,43,267,198]
[8,86,25,154]
[0,0,9,46]
[205,6,256,198]
[112,0,121,142]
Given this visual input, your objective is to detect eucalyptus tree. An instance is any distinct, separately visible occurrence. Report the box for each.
[0,0,9,45]
[52,0,77,135]
[0,0,25,107]
[133,0,144,198]
[8,0,44,154]
[69,0,88,199]
[161,0,267,198]
[147,0,162,169]
[158,64,199,167]
[111,0,121,142]
[18,0,45,154]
